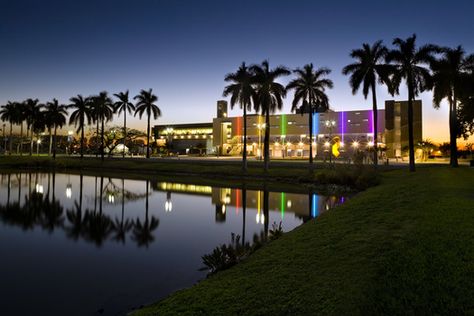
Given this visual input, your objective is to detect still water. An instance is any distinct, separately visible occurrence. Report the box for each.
[0,172,345,316]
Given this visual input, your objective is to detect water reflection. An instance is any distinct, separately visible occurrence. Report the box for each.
[0,173,346,249]
[0,172,347,315]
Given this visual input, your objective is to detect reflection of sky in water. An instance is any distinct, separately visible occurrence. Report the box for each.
[0,173,346,316]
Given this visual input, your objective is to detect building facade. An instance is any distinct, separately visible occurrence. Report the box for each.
[154,99,422,159]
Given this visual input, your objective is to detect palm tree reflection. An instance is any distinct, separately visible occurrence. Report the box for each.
[132,180,159,248]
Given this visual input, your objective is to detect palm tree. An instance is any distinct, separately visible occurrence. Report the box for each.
[23,98,42,156]
[92,92,114,161]
[0,101,19,154]
[386,34,438,172]
[44,99,68,159]
[342,41,393,167]
[113,91,136,158]
[223,62,255,172]
[287,63,334,166]
[68,95,92,159]
[250,60,290,171]
[431,46,474,167]
[134,89,161,159]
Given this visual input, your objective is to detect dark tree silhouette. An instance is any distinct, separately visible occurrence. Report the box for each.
[431,46,474,167]
[113,91,136,158]
[134,89,161,158]
[387,34,438,172]
[92,92,114,161]
[250,60,290,171]
[223,62,256,172]
[343,41,393,167]
[287,63,333,166]
[44,99,68,159]
[68,95,92,158]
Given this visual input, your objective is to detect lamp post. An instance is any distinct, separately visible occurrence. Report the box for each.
[36,139,41,156]
[67,130,73,155]
[325,120,336,164]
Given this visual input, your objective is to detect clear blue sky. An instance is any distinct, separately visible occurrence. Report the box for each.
[1,0,473,142]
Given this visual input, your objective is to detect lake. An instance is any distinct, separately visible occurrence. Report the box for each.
[0,172,345,315]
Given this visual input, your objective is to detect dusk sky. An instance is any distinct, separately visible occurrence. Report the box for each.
[1,0,473,142]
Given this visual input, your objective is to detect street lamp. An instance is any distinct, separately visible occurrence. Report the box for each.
[325,120,336,163]
[36,139,41,155]
[67,130,73,155]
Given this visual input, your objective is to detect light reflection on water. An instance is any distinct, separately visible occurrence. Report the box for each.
[0,172,346,316]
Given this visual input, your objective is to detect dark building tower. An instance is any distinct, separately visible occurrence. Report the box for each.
[385,100,422,158]
[217,100,228,118]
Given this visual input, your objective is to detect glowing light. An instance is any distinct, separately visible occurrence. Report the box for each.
[312,194,319,217]
[340,142,345,148]
[299,142,304,146]
[281,114,287,135]
[35,184,43,194]
[368,141,374,147]
[324,141,330,148]
[287,200,292,208]
[222,205,226,214]
[312,113,319,136]
[66,185,72,198]
[108,194,115,204]
[165,200,172,212]
[274,142,280,146]
[37,139,41,144]
[352,141,359,148]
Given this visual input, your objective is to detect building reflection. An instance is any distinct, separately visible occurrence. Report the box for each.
[0,174,347,248]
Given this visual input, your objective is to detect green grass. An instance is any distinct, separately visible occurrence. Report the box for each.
[133,167,474,315]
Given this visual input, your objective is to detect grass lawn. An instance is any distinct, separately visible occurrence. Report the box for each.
[133,166,474,315]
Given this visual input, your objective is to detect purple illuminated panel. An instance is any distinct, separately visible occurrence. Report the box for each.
[339,111,345,143]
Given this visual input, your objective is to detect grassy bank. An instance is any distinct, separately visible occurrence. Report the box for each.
[0,156,380,193]
[133,167,474,315]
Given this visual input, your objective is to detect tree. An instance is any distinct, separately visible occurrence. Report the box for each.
[250,60,290,171]
[134,89,161,159]
[68,95,92,159]
[113,90,136,158]
[0,101,20,154]
[23,98,42,156]
[92,92,114,161]
[287,63,334,166]
[431,46,474,167]
[386,34,438,172]
[342,41,393,167]
[44,99,68,159]
[223,62,255,172]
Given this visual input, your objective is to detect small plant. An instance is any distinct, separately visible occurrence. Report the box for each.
[269,221,284,241]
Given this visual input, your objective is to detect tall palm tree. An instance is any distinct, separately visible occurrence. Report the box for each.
[223,62,255,172]
[113,90,135,158]
[92,92,114,161]
[287,63,334,166]
[44,99,68,159]
[0,101,19,154]
[431,46,474,167]
[250,60,290,171]
[342,41,393,167]
[386,34,438,172]
[68,95,92,159]
[134,89,161,159]
[23,98,42,156]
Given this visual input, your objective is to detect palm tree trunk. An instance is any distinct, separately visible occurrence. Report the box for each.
[80,116,84,159]
[242,104,247,172]
[18,123,23,155]
[47,127,52,156]
[9,122,13,154]
[123,111,127,158]
[449,93,459,167]
[53,126,57,159]
[146,112,151,159]
[96,120,99,158]
[101,118,105,161]
[264,109,270,172]
[407,79,415,172]
[371,82,378,168]
[29,127,34,156]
